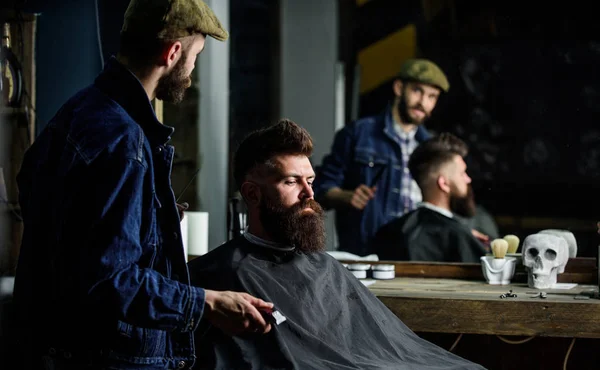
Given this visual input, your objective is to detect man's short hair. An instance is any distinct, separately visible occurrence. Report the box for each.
[233,119,313,190]
[408,133,468,188]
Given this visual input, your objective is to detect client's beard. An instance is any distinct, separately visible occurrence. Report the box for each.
[259,196,326,253]
[450,185,477,218]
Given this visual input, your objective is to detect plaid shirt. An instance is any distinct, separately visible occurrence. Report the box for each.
[393,125,422,214]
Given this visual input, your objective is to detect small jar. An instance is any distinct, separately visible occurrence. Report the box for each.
[348,263,371,279]
[372,264,395,280]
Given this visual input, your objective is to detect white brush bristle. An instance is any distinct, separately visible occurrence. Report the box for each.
[503,234,520,254]
[491,239,509,259]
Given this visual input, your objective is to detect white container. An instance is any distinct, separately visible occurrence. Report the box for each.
[372,264,395,279]
[348,263,371,279]
[182,211,209,259]
[480,256,517,285]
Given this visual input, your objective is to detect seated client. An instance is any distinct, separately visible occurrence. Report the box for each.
[371,133,487,263]
[188,120,485,369]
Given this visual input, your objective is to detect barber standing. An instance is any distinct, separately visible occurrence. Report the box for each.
[13,1,272,369]
[313,59,449,256]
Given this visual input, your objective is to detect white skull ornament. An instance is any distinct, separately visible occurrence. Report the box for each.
[522,233,569,289]
[538,229,578,264]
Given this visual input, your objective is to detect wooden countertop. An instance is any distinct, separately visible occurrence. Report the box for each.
[367,277,600,338]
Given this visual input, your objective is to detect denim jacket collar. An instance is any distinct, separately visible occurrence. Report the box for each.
[94,56,174,146]
[382,103,430,144]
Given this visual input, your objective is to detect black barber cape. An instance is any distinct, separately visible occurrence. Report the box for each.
[372,207,487,263]
[188,236,485,370]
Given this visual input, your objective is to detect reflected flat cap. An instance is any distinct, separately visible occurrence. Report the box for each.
[121,0,228,41]
[397,58,449,92]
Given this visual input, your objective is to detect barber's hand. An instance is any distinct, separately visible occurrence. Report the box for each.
[176,202,189,221]
[472,229,490,250]
[349,184,376,210]
[204,290,273,336]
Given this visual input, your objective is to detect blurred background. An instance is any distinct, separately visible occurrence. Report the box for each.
[1,0,599,277]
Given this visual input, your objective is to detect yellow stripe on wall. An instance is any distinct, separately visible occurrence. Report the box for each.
[357,24,417,94]
[356,0,372,6]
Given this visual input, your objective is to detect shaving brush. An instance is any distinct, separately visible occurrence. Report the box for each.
[503,234,520,254]
[490,239,509,269]
[491,239,509,258]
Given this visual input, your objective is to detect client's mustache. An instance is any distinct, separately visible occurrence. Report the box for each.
[291,199,324,214]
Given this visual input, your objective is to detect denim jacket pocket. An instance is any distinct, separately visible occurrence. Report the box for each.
[353,149,389,186]
[108,320,167,364]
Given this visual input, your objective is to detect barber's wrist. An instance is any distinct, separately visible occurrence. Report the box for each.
[325,188,353,208]
[203,289,217,314]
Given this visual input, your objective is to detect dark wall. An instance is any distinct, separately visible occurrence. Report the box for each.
[228,0,278,195]
[26,0,103,134]
[20,0,129,135]
[418,1,600,256]
[97,0,130,63]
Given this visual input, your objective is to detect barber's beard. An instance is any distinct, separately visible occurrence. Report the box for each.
[397,95,429,125]
[449,185,477,218]
[259,197,326,253]
[155,51,192,104]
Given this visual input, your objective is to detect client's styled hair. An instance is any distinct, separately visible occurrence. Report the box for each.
[408,132,469,188]
[233,119,313,190]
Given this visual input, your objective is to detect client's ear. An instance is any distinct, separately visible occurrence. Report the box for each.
[241,181,261,207]
[437,175,451,194]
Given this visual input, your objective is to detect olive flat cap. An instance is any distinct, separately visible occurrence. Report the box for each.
[397,58,449,92]
[121,0,228,41]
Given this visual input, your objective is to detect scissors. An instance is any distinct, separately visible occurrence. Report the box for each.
[370,165,386,187]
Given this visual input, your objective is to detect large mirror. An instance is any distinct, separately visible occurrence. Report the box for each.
[337,0,599,259]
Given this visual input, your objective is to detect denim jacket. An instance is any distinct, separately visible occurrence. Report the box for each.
[313,107,430,256]
[14,57,203,369]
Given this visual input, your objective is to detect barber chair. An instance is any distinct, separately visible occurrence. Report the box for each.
[228,195,247,241]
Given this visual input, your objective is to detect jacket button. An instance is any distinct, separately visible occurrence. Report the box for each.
[177,361,186,369]
[368,161,374,167]
[156,146,163,153]
[173,232,179,240]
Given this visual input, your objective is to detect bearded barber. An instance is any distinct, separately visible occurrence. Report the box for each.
[313,59,450,257]
[13,1,272,369]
